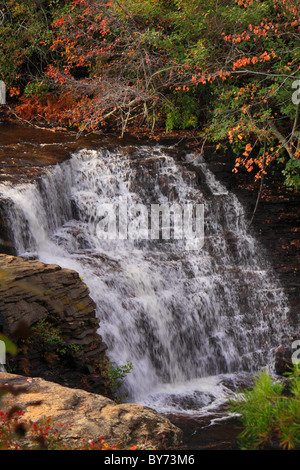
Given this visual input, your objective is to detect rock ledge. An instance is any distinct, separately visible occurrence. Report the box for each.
[0,372,182,450]
[0,254,107,393]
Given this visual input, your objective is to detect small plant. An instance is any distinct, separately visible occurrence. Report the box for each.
[0,408,70,450]
[100,359,133,400]
[24,81,49,97]
[229,365,300,450]
[23,319,82,357]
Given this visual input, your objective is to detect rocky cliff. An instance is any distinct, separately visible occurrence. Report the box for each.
[0,254,108,394]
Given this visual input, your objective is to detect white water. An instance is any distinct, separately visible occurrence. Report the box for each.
[0,145,290,415]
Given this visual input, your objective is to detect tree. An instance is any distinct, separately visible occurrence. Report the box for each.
[45,0,212,134]
[1,0,299,189]
[194,0,300,189]
[0,0,54,89]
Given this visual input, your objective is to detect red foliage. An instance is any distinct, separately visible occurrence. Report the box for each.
[14,93,78,126]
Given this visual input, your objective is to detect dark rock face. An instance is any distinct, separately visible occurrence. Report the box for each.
[0,199,17,255]
[0,254,108,394]
[196,146,300,373]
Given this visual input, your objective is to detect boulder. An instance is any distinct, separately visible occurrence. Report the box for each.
[0,372,183,450]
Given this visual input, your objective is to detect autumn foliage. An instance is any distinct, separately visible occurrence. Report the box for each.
[0,0,299,188]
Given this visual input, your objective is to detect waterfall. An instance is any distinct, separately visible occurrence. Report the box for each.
[0,145,290,415]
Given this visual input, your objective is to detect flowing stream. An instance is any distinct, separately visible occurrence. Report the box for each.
[0,145,290,418]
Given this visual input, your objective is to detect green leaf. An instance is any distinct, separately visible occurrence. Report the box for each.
[0,334,17,356]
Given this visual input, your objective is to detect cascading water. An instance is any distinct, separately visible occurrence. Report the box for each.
[0,145,290,416]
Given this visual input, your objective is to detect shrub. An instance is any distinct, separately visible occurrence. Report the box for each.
[229,366,300,450]
[100,358,133,401]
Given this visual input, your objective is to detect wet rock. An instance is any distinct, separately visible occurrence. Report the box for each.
[190,147,300,369]
[275,343,297,375]
[0,200,16,255]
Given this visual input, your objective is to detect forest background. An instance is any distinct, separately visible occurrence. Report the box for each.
[0,0,299,189]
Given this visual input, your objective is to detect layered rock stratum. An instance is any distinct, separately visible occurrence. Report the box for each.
[0,254,107,393]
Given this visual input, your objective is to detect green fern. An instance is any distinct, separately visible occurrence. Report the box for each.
[229,366,300,450]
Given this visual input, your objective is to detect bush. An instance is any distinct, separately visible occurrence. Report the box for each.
[100,359,133,401]
[229,366,300,450]
[23,318,81,357]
